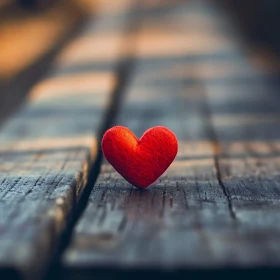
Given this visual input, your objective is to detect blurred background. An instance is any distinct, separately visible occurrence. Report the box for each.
[0,0,92,125]
[218,0,280,52]
[0,0,279,126]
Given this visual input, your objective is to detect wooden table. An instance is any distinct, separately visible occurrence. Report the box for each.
[0,0,280,279]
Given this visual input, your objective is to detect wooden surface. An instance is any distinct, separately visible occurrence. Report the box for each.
[62,0,280,278]
[0,0,280,279]
[0,1,133,279]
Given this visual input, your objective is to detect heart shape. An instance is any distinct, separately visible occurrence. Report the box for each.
[101,126,178,189]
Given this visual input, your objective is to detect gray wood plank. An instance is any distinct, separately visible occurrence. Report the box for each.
[206,65,280,222]
[63,0,280,277]
[0,1,134,279]
[62,0,247,277]
[199,0,280,267]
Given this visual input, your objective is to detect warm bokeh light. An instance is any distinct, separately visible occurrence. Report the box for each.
[0,0,93,80]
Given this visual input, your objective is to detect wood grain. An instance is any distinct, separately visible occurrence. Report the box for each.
[206,61,280,222]
[0,1,133,279]
[63,0,280,277]
[63,0,234,277]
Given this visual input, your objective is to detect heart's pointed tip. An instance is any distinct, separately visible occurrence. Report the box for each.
[133,186,149,190]
[132,183,150,190]
[133,179,159,190]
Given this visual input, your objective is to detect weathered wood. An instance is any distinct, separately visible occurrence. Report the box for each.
[0,1,133,279]
[63,0,235,277]
[206,59,280,220]
[197,0,280,249]
[63,0,280,277]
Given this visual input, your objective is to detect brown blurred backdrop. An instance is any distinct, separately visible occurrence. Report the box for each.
[0,0,93,125]
[0,0,279,126]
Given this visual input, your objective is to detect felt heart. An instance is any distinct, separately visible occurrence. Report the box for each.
[101,126,178,189]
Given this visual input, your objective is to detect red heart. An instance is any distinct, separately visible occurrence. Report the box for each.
[101,126,178,189]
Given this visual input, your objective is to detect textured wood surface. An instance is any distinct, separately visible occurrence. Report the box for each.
[206,52,280,263]
[0,1,133,279]
[63,0,280,278]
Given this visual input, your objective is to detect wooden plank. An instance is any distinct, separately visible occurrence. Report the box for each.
[0,1,134,279]
[62,0,241,277]
[63,0,280,276]
[195,0,280,268]
[205,56,280,236]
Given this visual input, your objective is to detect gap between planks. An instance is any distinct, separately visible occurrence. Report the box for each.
[0,1,138,280]
[44,1,141,278]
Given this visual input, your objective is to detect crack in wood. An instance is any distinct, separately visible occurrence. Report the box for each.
[45,3,142,279]
[197,81,237,220]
